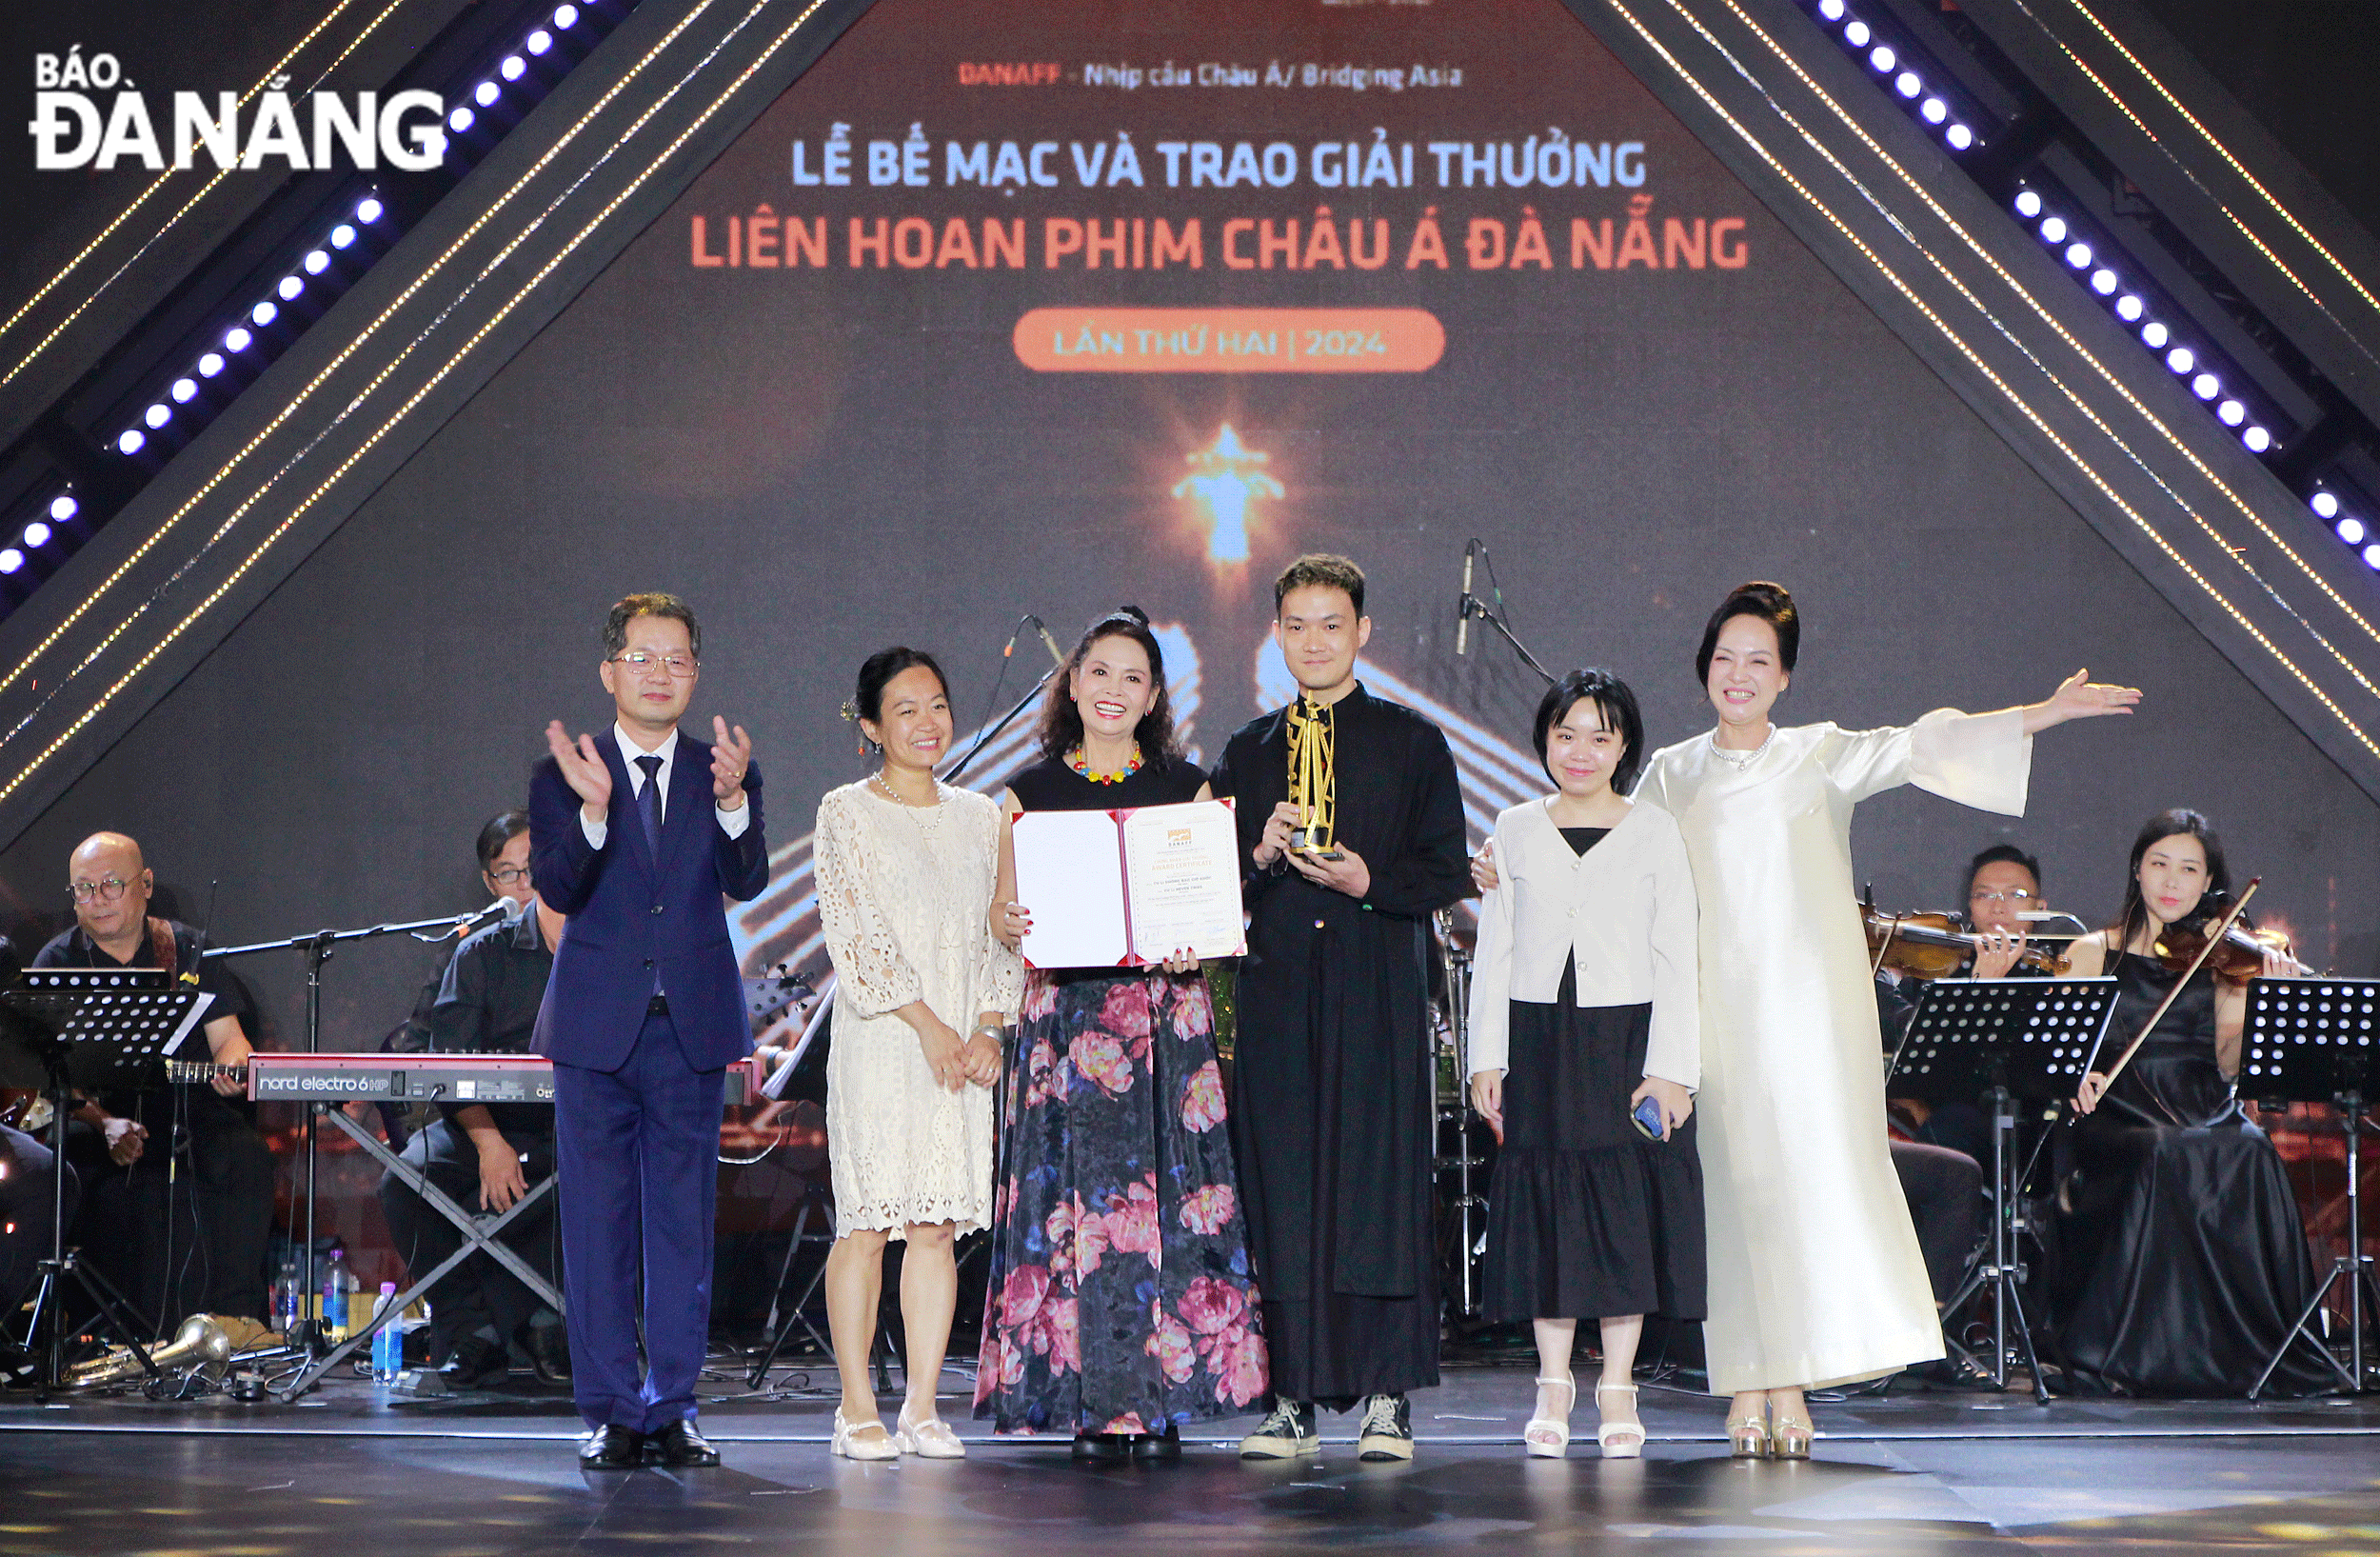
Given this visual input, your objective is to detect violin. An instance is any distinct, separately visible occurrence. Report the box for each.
[1859,898,2070,980]
[2152,891,2300,987]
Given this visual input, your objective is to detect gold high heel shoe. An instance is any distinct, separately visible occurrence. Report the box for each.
[1725,1414,1771,1459]
[1772,1416,1814,1460]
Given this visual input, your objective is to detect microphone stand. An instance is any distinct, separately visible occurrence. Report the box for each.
[207,912,490,1353]
[1457,594,1558,688]
[942,669,1061,787]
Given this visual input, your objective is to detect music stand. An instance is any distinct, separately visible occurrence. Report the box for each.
[1,969,213,1397]
[2241,976,2380,1398]
[1890,976,2120,1401]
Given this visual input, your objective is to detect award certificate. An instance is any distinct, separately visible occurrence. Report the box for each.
[1012,798,1246,969]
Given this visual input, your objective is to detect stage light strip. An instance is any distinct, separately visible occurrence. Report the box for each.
[1806,5,2286,469]
[0,0,421,385]
[1716,0,2380,711]
[1802,2,2370,583]
[1685,0,2380,690]
[1691,0,2380,686]
[0,0,834,808]
[0,0,739,704]
[1595,0,2380,765]
[2017,0,2380,335]
[0,492,77,581]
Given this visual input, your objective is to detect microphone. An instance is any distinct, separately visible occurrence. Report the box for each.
[1033,616,1066,669]
[1455,542,1476,657]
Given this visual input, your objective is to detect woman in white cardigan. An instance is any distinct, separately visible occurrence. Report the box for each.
[1468,669,1701,1460]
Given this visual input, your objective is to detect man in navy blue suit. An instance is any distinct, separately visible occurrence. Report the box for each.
[532,593,768,1468]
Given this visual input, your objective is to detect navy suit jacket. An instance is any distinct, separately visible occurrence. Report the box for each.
[529,728,770,1072]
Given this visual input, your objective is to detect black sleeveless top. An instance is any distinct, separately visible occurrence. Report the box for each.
[2098,950,2237,1128]
[1008,753,1208,812]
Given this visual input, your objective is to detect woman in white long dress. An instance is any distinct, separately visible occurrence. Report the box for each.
[1636,582,2136,1458]
[814,648,1022,1460]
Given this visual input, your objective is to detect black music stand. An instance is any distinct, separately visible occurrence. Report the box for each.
[1890,976,2120,1401]
[2242,976,2380,1398]
[1,969,212,1397]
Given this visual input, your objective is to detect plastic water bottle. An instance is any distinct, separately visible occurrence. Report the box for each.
[370,1284,402,1382]
[322,1247,352,1341]
[275,1256,301,1334]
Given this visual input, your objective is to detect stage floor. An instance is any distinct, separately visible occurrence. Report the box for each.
[7,1363,2380,1554]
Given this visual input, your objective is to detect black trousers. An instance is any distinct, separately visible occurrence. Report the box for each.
[64,1094,274,1331]
[1,1123,78,1316]
[1890,1139,1984,1302]
[377,1117,560,1360]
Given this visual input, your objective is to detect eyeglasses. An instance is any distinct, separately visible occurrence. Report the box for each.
[612,650,698,678]
[486,864,532,886]
[1969,888,2039,905]
[69,877,135,904]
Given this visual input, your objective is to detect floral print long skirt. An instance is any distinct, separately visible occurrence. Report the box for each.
[974,966,1268,1435]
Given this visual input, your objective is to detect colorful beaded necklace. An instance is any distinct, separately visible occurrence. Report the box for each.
[1066,743,1143,785]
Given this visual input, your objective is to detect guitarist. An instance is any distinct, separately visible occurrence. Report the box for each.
[32,831,272,1337]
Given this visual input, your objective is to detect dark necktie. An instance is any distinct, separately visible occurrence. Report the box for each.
[636,754,664,856]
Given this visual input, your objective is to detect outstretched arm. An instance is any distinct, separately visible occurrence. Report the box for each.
[2018,669,2139,734]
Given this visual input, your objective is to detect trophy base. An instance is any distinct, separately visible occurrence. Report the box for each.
[1289,828,1342,861]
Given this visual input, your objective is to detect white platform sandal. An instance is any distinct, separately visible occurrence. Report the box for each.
[1595,1382,1645,1459]
[893,1405,968,1459]
[1523,1374,1575,1457]
[831,1407,898,1461]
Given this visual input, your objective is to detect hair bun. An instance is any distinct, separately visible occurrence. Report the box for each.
[1118,604,1149,626]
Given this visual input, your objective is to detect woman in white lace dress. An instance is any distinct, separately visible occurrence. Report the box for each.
[815,648,1021,1460]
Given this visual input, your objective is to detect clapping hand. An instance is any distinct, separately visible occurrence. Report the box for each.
[545,720,613,820]
[710,715,752,809]
[1472,839,1500,893]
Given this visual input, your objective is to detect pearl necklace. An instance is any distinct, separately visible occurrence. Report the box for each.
[1709,723,1776,770]
[1066,743,1142,785]
[870,770,942,810]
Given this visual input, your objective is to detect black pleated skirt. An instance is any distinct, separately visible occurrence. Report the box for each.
[1481,967,1706,1324]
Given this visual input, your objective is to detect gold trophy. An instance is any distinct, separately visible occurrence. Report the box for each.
[1284,694,1341,858]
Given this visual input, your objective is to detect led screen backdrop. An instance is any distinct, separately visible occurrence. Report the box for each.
[4,0,2374,1061]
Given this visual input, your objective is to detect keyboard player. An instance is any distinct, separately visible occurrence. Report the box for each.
[376,843,568,1389]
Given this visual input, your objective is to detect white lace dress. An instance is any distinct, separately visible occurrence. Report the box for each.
[815,779,1022,1239]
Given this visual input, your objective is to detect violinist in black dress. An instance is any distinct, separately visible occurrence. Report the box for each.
[2056,808,2328,1396]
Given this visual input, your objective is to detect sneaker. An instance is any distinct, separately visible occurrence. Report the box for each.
[1355,1393,1414,1462]
[1237,1399,1319,1459]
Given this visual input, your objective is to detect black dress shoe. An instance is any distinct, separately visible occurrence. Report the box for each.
[443,1336,510,1390]
[1071,1432,1129,1463]
[579,1425,645,1469]
[526,1325,572,1386]
[1132,1425,1181,1461]
[646,1420,722,1467]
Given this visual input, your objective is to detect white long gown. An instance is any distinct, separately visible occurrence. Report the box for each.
[1637,709,2030,1393]
[814,779,1021,1239]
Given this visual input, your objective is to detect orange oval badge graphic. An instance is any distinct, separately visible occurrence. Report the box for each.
[1014,309,1444,373]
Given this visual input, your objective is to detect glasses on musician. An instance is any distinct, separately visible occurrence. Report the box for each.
[486,865,533,886]
[1969,888,2038,905]
[69,877,135,903]
[613,650,698,678]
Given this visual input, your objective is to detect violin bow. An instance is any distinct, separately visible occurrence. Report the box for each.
[2095,875,2261,1089]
